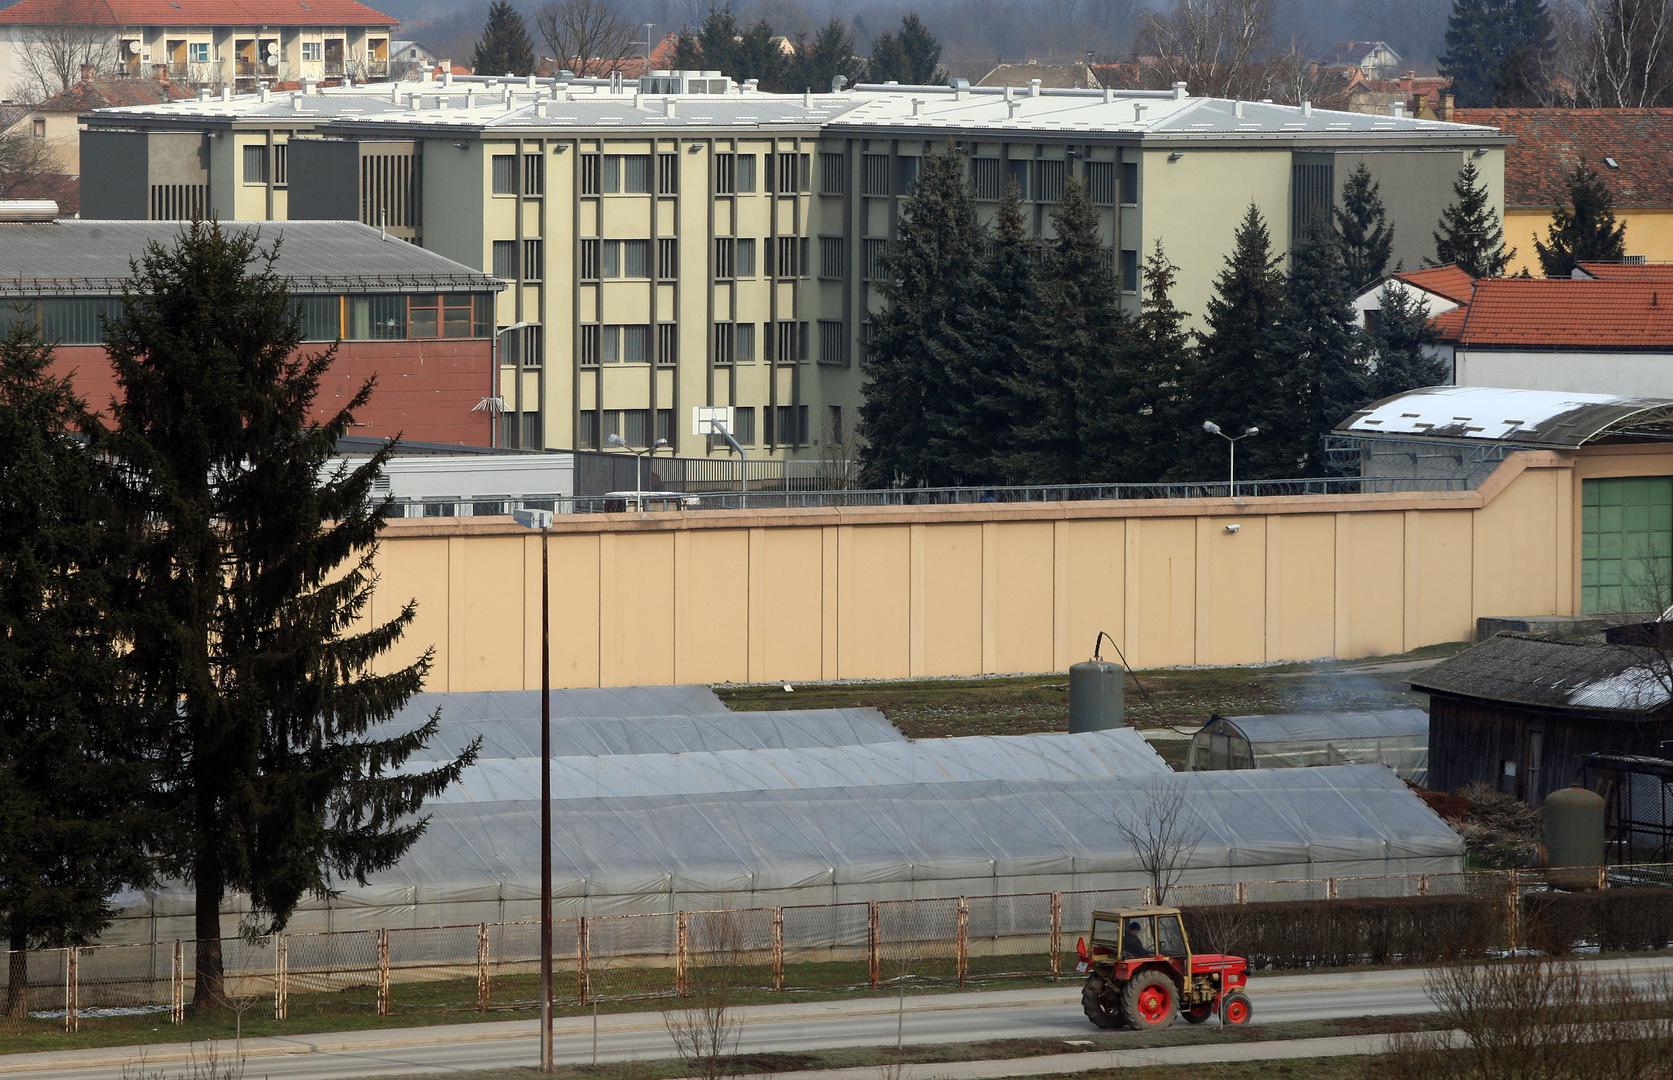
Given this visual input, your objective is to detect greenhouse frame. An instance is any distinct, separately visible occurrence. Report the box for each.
[1186,709,1430,784]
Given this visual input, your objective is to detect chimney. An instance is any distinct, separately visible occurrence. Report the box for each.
[1171,81,1188,99]
[1028,78,1041,96]
[220,85,232,102]
[79,62,96,83]
[1301,99,1312,116]
[1391,101,1405,118]
[1440,92,1455,121]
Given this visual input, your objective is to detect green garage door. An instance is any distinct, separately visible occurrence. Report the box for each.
[1582,477,1673,613]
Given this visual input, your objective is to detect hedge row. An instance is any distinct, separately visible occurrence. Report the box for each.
[1522,887,1673,955]
[1182,895,1505,970]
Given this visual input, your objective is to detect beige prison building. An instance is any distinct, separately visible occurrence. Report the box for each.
[79,71,1510,458]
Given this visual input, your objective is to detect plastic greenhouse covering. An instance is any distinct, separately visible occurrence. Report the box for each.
[390,685,730,723]
[1186,709,1430,784]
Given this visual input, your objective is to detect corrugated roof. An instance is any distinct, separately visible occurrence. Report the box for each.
[1336,385,1673,447]
[0,0,397,27]
[0,219,502,295]
[1458,278,1673,348]
[1412,632,1672,717]
[1451,108,1673,210]
[1393,264,1477,305]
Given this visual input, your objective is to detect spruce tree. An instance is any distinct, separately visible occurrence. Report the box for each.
[795,19,864,92]
[957,180,1038,485]
[1006,177,1128,484]
[1495,0,1557,105]
[1367,284,1449,398]
[1431,159,1515,278]
[472,0,537,76]
[99,223,478,1007]
[1535,161,1628,277]
[1335,163,1395,291]
[1276,225,1371,475]
[0,324,150,1016]
[1120,242,1195,483]
[859,150,984,487]
[1441,0,1555,107]
[868,13,945,84]
[1174,204,1288,481]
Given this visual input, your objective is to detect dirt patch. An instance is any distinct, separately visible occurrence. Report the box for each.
[731,1053,822,1071]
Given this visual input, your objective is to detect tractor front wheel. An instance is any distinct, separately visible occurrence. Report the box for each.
[1081,975,1120,1028]
[1121,970,1178,1029]
[1221,991,1253,1025]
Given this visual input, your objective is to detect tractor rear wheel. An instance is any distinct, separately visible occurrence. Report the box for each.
[1181,1002,1215,1024]
[1081,975,1120,1028]
[1221,991,1253,1025]
[1120,970,1178,1029]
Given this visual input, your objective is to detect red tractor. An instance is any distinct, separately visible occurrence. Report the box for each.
[1075,906,1252,1029]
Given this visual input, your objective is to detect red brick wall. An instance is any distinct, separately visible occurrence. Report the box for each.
[50,338,493,447]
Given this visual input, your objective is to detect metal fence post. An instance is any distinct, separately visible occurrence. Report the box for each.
[1327,877,1339,901]
[955,898,969,987]
[274,934,288,1021]
[771,908,785,991]
[64,947,78,1034]
[675,912,689,997]
[476,923,490,1012]
[867,901,880,990]
[1505,870,1521,953]
[577,915,590,1004]
[171,940,184,1024]
[1597,865,1609,890]
[376,928,389,1017]
[1048,893,1061,979]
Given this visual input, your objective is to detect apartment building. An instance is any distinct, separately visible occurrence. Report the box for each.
[0,0,396,95]
[76,71,1511,459]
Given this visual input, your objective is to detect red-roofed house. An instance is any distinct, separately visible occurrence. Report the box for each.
[1576,261,1673,282]
[1451,109,1673,275]
[0,0,397,96]
[1352,265,1478,379]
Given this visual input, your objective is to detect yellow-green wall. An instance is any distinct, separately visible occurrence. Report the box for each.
[359,448,1614,690]
[1505,208,1673,275]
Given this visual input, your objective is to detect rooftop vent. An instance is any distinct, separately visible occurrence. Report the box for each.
[0,200,58,222]
[1029,78,1041,96]
[1171,81,1188,99]
[1300,99,1312,116]
[1391,101,1406,117]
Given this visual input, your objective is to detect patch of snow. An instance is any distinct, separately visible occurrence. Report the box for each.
[31,1004,170,1019]
[1347,386,1623,440]
[1567,667,1672,712]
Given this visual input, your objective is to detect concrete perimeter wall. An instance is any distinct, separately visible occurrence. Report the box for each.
[366,450,1593,690]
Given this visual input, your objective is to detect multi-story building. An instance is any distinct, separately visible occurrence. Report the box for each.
[0,0,396,96]
[76,70,1511,458]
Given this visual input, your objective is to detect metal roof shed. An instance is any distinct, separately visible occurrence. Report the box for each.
[1186,709,1430,784]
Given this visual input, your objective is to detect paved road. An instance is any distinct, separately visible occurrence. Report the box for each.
[5,957,1670,1080]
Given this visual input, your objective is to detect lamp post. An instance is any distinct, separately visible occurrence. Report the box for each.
[1201,421,1259,497]
[509,507,554,1072]
[486,321,536,448]
[606,433,669,511]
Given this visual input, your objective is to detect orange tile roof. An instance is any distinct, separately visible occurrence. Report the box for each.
[1431,306,1469,342]
[0,0,397,27]
[1393,264,1478,305]
[1576,262,1673,282]
[1458,278,1673,348]
[1451,108,1673,210]
[37,77,191,111]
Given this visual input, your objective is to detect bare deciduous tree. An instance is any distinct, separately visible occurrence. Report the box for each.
[535,0,639,77]
[0,129,59,200]
[1115,775,1203,905]
[662,911,746,1080]
[1137,0,1279,99]
[1560,0,1673,107]
[7,0,116,103]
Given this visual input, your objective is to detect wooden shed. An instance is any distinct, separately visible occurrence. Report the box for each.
[1412,632,1673,804]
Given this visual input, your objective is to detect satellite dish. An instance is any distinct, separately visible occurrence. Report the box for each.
[126,39,141,55]
[265,42,279,58]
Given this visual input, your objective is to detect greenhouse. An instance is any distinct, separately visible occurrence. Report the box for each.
[1185,709,1430,784]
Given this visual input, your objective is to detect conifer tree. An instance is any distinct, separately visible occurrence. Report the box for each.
[472,0,537,76]
[1121,242,1194,483]
[99,223,478,1007]
[1431,159,1515,278]
[859,149,984,487]
[956,180,1037,485]
[1535,161,1628,277]
[1,324,150,1017]
[1335,163,1395,291]
[1173,204,1288,481]
[1366,284,1449,399]
[1276,225,1371,475]
[795,19,864,92]
[1006,177,1128,484]
[869,13,945,84]
[1441,0,1555,106]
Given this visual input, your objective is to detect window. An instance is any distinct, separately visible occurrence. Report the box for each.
[656,322,677,366]
[602,410,621,440]
[522,239,544,281]
[895,156,920,194]
[523,153,544,195]
[731,406,756,445]
[579,239,600,280]
[1006,159,1030,200]
[827,405,844,444]
[713,322,734,364]
[714,237,735,279]
[1120,160,1139,204]
[492,154,517,195]
[862,153,890,196]
[773,236,806,278]
[405,294,476,339]
[657,151,678,195]
[767,404,809,445]
[509,323,543,367]
[580,324,601,366]
[1087,161,1116,206]
[31,117,44,138]
[863,238,888,281]
[818,320,846,366]
[519,412,543,449]
[655,408,674,443]
[714,152,736,194]
[578,410,600,448]
[1034,159,1066,203]
[296,295,339,341]
[273,144,288,187]
[602,323,650,363]
[604,154,651,194]
[242,145,268,184]
[492,239,517,279]
[1119,248,1140,293]
[736,322,756,362]
[602,239,649,278]
[622,409,649,446]
[770,320,807,364]
[735,238,756,277]
[820,151,845,194]
[971,158,1000,200]
[1291,159,1334,239]
[580,153,601,195]
[188,41,210,64]
[301,41,322,62]
[819,236,846,279]
[737,154,756,193]
[346,294,405,339]
[656,238,678,280]
[772,151,809,193]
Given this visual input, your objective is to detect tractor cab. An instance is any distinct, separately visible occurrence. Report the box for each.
[1075,906,1251,1029]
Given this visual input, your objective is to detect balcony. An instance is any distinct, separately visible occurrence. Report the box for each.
[235,60,278,77]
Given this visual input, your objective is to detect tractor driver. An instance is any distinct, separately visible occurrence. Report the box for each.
[1123,919,1151,958]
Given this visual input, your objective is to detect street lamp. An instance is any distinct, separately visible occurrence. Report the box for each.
[1202,420,1259,498]
[510,507,554,1072]
[605,433,670,511]
[484,322,537,448]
